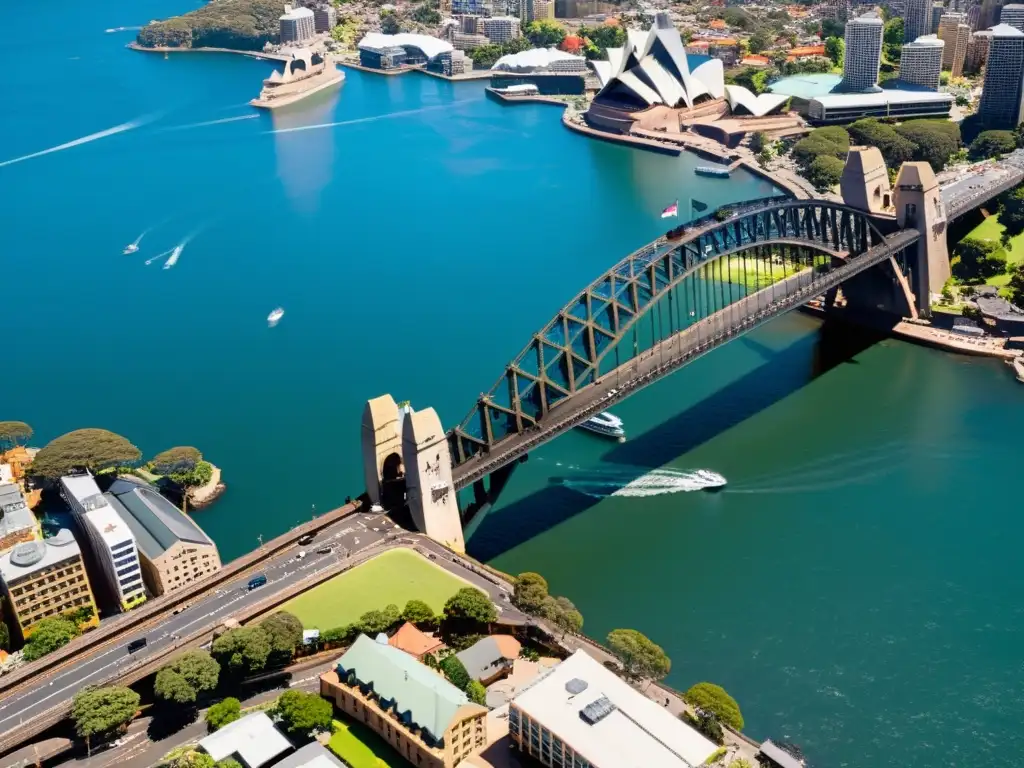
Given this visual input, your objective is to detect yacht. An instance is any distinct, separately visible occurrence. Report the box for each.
[579,411,626,441]
[267,307,285,327]
[694,469,727,491]
[122,243,139,255]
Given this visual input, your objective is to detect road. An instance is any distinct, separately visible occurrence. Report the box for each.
[940,151,1024,219]
[0,510,398,737]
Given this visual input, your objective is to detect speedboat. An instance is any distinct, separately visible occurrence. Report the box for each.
[122,243,139,254]
[578,411,626,442]
[267,307,285,327]
[694,469,727,491]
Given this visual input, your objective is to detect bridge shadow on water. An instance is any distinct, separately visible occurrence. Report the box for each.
[467,315,890,562]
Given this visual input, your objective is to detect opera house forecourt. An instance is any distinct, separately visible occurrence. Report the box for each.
[586,12,791,138]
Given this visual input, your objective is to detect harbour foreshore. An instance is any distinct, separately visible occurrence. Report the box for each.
[127,42,290,62]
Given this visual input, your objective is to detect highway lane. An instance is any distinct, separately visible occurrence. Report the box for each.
[0,510,398,735]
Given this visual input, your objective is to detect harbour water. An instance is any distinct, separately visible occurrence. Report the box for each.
[4,1,1024,765]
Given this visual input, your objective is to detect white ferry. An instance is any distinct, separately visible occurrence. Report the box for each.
[693,469,727,491]
[267,307,285,327]
[122,243,139,254]
[578,412,626,441]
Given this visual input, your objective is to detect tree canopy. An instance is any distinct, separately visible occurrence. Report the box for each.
[0,421,32,450]
[272,689,333,737]
[543,596,584,636]
[525,19,566,48]
[847,119,916,168]
[824,36,844,66]
[512,572,549,614]
[401,599,437,628]
[895,120,960,171]
[380,11,401,34]
[154,650,221,704]
[151,446,202,475]
[71,686,140,747]
[466,679,487,705]
[206,697,242,731]
[136,0,283,51]
[970,130,1017,161]
[951,237,1007,281]
[606,629,671,682]
[30,429,141,478]
[260,612,303,662]
[999,184,1024,239]
[444,587,497,627]
[683,683,745,730]
[357,604,401,635]
[23,616,81,661]
[808,155,846,190]
[792,126,849,169]
[211,626,271,674]
[440,654,471,690]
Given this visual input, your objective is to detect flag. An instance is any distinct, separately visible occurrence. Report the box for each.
[661,200,678,218]
[692,198,708,213]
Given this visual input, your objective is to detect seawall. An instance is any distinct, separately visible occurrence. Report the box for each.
[562,114,682,156]
[127,42,290,62]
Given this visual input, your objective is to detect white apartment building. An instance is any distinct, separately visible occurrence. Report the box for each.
[841,13,884,92]
[480,16,521,44]
[1001,3,1024,30]
[979,23,1024,128]
[60,473,146,610]
[900,34,945,89]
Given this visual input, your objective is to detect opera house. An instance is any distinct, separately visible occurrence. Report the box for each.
[587,13,798,145]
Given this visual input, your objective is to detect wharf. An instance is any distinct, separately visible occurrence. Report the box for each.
[127,42,290,62]
[485,87,568,107]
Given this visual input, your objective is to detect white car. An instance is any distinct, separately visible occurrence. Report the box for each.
[296,551,307,560]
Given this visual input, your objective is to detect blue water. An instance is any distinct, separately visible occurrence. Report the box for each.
[7,3,1024,767]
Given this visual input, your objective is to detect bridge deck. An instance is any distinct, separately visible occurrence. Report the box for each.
[452,229,920,490]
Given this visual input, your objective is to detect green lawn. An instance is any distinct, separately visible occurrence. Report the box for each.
[964,214,1024,265]
[278,548,469,629]
[328,718,405,768]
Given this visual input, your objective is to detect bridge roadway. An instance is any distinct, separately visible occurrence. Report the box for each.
[940,151,1024,220]
[0,509,399,747]
[452,228,921,491]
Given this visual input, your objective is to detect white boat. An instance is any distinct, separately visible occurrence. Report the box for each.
[162,244,183,270]
[122,243,138,254]
[693,469,727,491]
[267,307,285,327]
[578,411,626,441]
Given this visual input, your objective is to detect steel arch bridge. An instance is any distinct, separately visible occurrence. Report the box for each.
[447,198,908,473]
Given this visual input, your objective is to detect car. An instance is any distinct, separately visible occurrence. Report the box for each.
[428,553,436,560]
[298,533,315,546]
[248,575,267,590]
[126,637,147,653]
[296,550,307,560]
[316,546,334,555]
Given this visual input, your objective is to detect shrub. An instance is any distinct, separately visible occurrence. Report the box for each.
[206,697,241,731]
[440,655,471,691]
[466,680,487,706]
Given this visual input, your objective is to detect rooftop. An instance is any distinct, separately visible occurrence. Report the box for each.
[907,34,945,47]
[335,633,478,741]
[267,743,343,768]
[455,635,521,681]
[811,89,954,107]
[388,621,445,658]
[492,47,585,71]
[511,650,719,768]
[199,711,292,768]
[0,529,81,584]
[0,484,35,541]
[61,474,137,549]
[281,6,314,19]
[850,12,883,24]
[759,740,804,768]
[106,478,214,560]
[357,32,453,59]
[988,23,1024,36]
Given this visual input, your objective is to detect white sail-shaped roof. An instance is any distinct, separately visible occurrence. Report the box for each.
[692,59,725,99]
[615,70,663,106]
[723,85,789,116]
[592,59,613,86]
[636,56,687,107]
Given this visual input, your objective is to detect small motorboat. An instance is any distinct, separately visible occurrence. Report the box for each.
[267,307,285,327]
[578,411,626,442]
[694,469,727,491]
[122,243,139,254]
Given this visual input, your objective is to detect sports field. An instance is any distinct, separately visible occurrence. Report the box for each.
[279,548,468,629]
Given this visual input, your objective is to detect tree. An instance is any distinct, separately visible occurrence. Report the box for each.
[466,679,487,705]
[525,19,566,48]
[606,629,671,682]
[512,572,549,614]
[883,16,903,45]
[749,132,768,153]
[542,596,584,637]
[401,599,436,627]
[215,760,243,768]
[748,30,771,54]
[211,626,271,674]
[847,118,916,168]
[824,36,844,67]
[0,421,32,450]
[154,650,220,704]
[411,3,440,24]
[580,23,625,54]
[951,237,1008,281]
[206,697,242,731]
[970,130,1018,161]
[1000,184,1024,238]
[357,603,401,635]
[272,689,332,737]
[791,126,849,167]
[467,43,503,68]
[151,446,210,512]
[0,623,8,652]
[685,710,724,744]
[380,11,401,35]
[440,654,471,690]
[30,429,141,479]
[897,119,961,170]
[260,612,303,663]
[72,686,140,754]
[444,587,497,627]
[808,155,846,190]
[683,683,744,730]
[170,751,215,768]
[727,761,753,768]
[23,616,81,661]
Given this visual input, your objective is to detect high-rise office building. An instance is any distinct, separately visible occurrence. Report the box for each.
[939,13,967,67]
[313,6,336,33]
[480,16,521,43]
[965,30,992,71]
[906,0,935,41]
[968,2,983,28]
[978,23,1024,128]
[1001,3,1024,28]
[840,13,884,92]
[953,22,972,73]
[900,35,946,88]
[279,6,315,43]
[979,0,1007,28]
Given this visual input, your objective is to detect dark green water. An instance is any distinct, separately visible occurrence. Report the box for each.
[4,1,1024,764]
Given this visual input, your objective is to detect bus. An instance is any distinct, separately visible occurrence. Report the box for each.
[247,575,267,591]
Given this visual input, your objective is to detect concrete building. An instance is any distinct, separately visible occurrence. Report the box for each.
[321,634,487,768]
[199,711,292,768]
[979,0,1007,28]
[969,2,983,29]
[59,473,145,610]
[272,743,345,768]
[900,34,945,88]
[966,30,991,72]
[452,32,489,50]
[104,479,221,597]
[932,2,946,32]
[480,15,521,43]
[0,529,98,640]
[0,484,36,553]
[978,23,1024,128]
[840,13,884,92]
[456,635,521,685]
[533,0,555,19]
[280,6,316,44]
[939,13,969,71]
[509,650,719,768]
[954,22,973,74]
[313,5,337,33]
[357,33,456,71]
[905,0,935,41]
[452,0,492,14]
[1001,3,1024,28]
[437,49,473,75]
[809,89,954,123]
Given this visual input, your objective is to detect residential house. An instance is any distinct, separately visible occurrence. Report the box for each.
[388,621,446,661]
[199,711,293,768]
[455,635,521,686]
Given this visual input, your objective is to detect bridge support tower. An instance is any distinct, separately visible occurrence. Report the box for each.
[402,406,464,553]
[361,395,404,506]
[893,162,950,317]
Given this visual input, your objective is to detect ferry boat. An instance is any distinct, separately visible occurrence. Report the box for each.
[122,243,139,254]
[695,165,731,178]
[693,469,727,491]
[267,307,285,327]
[578,411,626,441]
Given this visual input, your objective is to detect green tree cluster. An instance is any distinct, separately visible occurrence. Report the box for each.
[577,23,625,59]
[444,587,497,629]
[136,0,284,50]
[682,683,744,730]
[272,689,333,737]
[725,66,771,95]
[882,17,903,61]
[205,697,242,731]
[466,35,531,68]
[30,429,141,479]
[970,130,1017,161]
[154,650,221,704]
[525,19,565,48]
[0,421,32,450]
[606,628,671,682]
[411,2,440,24]
[440,654,471,690]
[512,572,584,636]
[23,616,81,661]
[999,184,1024,239]
[150,446,212,511]
[71,686,140,754]
[845,118,961,172]
[821,18,845,38]
[401,598,438,628]
[951,237,1008,282]
[847,119,916,167]
[380,10,401,35]
[211,626,272,675]
[261,611,304,664]
[1007,263,1024,305]
[466,680,487,705]
[357,603,402,635]
[824,36,844,67]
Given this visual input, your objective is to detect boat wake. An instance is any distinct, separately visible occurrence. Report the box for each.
[555,466,725,499]
[165,114,260,131]
[0,115,154,169]
[266,100,477,135]
[105,25,143,33]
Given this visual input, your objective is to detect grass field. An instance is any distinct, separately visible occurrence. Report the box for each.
[959,214,1024,297]
[279,548,468,629]
[328,718,405,768]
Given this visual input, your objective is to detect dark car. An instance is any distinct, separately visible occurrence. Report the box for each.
[316,546,334,555]
[248,575,267,590]
[127,637,147,653]
[298,534,315,546]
